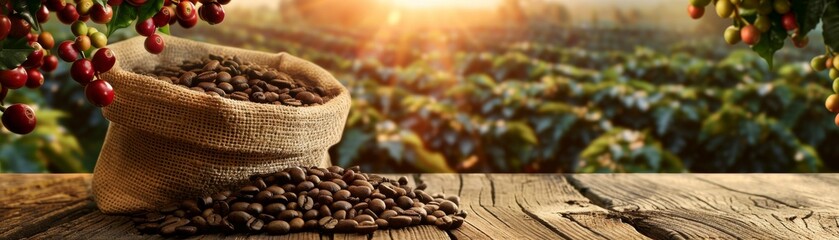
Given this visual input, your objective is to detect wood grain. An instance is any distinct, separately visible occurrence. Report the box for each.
[569,174,839,239]
[0,174,95,239]
[420,174,647,240]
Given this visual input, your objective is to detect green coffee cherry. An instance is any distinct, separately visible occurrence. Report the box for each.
[71,21,88,37]
[77,0,94,15]
[87,27,99,36]
[724,26,740,45]
[774,0,791,14]
[741,0,760,9]
[833,78,839,94]
[754,15,770,32]
[757,0,773,15]
[830,69,839,79]
[812,55,828,72]
[90,32,107,48]
[833,55,839,71]
[729,0,742,5]
[716,0,734,18]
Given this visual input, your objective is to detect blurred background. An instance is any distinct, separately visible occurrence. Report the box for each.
[1,0,836,173]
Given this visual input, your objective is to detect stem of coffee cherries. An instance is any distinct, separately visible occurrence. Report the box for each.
[0,0,228,135]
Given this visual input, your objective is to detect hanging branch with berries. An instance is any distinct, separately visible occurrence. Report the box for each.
[688,0,839,126]
[0,0,228,135]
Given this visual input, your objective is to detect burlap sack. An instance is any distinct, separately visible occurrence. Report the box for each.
[92,35,350,214]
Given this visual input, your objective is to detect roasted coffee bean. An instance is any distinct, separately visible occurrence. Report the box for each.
[279,209,299,221]
[335,219,358,232]
[348,186,372,198]
[436,216,454,230]
[379,184,397,198]
[332,201,352,211]
[397,196,414,209]
[216,71,232,83]
[246,203,263,215]
[217,82,234,93]
[176,225,198,235]
[249,219,265,231]
[203,60,220,71]
[196,71,218,82]
[333,209,347,220]
[432,210,446,218]
[230,202,249,212]
[370,198,386,213]
[456,210,468,218]
[227,211,253,225]
[289,217,305,232]
[160,218,189,235]
[439,200,458,215]
[296,181,315,192]
[298,195,314,210]
[288,167,306,183]
[230,91,249,101]
[380,210,398,220]
[259,214,276,222]
[356,220,378,234]
[320,217,338,231]
[354,214,374,223]
[265,220,290,235]
[303,209,319,220]
[318,181,341,193]
[388,216,413,229]
[334,190,351,201]
[375,218,389,229]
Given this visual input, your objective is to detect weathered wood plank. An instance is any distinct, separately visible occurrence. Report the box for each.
[569,174,839,239]
[0,174,95,239]
[420,174,645,240]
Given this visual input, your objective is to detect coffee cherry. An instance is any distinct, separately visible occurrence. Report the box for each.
[77,0,94,15]
[757,0,772,15]
[177,12,198,28]
[37,5,50,23]
[167,6,177,24]
[135,18,156,36]
[153,6,172,27]
[71,59,95,85]
[690,0,711,7]
[25,68,44,88]
[91,32,108,48]
[176,1,196,21]
[781,12,798,31]
[2,104,37,135]
[85,79,115,107]
[740,25,760,45]
[774,0,791,14]
[38,31,55,49]
[42,55,58,72]
[125,0,148,6]
[827,94,839,113]
[0,67,27,89]
[90,3,113,24]
[0,15,9,41]
[58,40,79,62]
[92,48,116,73]
[835,113,839,127]
[833,78,839,94]
[109,0,124,6]
[57,4,80,24]
[87,27,99,35]
[46,0,67,11]
[25,32,37,44]
[754,15,770,32]
[792,32,809,48]
[9,15,31,39]
[144,34,164,54]
[811,55,827,72]
[687,5,704,19]
[78,14,90,22]
[828,56,835,70]
[218,0,230,5]
[716,0,734,18]
[200,1,225,24]
[724,26,740,45]
[831,69,839,79]
[21,48,44,69]
[833,55,839,71]
[71,20,88,37]
[74,35,91,52]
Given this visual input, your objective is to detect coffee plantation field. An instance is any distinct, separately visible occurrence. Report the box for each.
[2,6,837,174]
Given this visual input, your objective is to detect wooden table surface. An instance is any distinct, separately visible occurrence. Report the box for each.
[2,174,838,240]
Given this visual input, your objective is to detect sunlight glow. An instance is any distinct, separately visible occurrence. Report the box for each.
[387,0,501,9]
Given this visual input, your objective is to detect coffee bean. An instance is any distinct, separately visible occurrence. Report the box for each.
[388,216,413,229]
[432,210,446,218]
[356,220,378,234]
[335,219,358,232]
[265,220,290,235]
[318,181,340,193]
[439,200,458,215]
[379,184,397,198]
[246,203,263,215]
[397,196,414,209]
[160,218,189,235]
[289,217,305,232]
[288,167,306,183]
[369,198,386,213]
[320,216,338,231]
[279,209,299,221]
[227,211,253,225]
[436,216,454,230]
[334,190,351,201]
[298,195,314,210]
[348,186,372,198]
[296,181,315,192]
[380,210,398,220]
[375,218,389,229]
[203,60,220,71]
[176,225,197,235]
[354,214,374,223]
[333,210,347,220]
[249,219,265,231]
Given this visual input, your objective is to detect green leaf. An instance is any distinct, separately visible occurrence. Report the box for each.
[792,0,825,36]
[137,0,164,21]
[0,37,35,70]
[751,20,787,68]
[158,24,170,35]
[13,0,43,32]
[823,3,839,52]
[107,4,138,37]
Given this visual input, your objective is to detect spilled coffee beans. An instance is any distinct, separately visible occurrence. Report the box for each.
[132,166,466,236]
[142,54,334,107]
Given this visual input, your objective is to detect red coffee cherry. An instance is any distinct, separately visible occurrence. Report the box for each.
[153,6,173,27]
[37,5,50,23]
[108,0,123,6]
[176,1,196,21]
[125,0,148,7]
[46,0,67,12]
[177,12,198,28]
[25,68,44,88]
[0,15,9,41]
[740,25,761,45]
[85,79,115,107]
[92,48,117,73]
[687,4,704,19]
[144,33,164,54]
[21,48,45,69]
[0,67,27,89]
[9,15,31,39]
[58,40,79,62]
[781,12,798,31]
[90,3,113,24]
[2,104,37,135]
[199,1,225,25]
[135,18,156,36]
[71,59,95,85]
[57,4,80,24]
[41,55,59,72]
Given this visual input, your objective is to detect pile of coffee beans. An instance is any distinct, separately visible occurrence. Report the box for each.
[142,54,333,107]
[132,166,466,236]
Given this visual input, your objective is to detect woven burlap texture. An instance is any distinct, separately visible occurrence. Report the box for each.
[92,35,350,214]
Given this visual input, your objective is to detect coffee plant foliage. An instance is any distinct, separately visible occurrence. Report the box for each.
[5,8,838,173]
